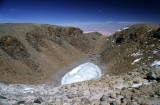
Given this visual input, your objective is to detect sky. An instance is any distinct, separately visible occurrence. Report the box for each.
[0,0,160,35]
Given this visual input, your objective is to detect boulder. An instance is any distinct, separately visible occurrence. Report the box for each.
[17,101,25,104]
[110,92,116,99]
[34,97,44,104]
[110,101,117,105]
[100,95,108,101]
[0,95,7,99]
[81,97,90,103]
[146,71,157,79]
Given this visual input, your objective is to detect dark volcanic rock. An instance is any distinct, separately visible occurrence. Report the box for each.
[17,101,26,104]
[100,94,108,101]
[0,95,7,99]
[146,71,157,79]
[34,97,44,104]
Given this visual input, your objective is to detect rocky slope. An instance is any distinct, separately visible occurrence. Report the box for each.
[101,24,160,75]
[0,23,160,105]
[0,23,105,85]
[0,66,160,105]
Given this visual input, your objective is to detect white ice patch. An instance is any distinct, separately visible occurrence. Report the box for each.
[117,27,129,32]
[153,50,158,54]
[132,82,152,88]
[61,62,101,85]
[151,60,160,69]
[123,27,129,30]
[148,29,152,32]
[69,67,81,75]
[131,52,142,57]
[132,58,141,65]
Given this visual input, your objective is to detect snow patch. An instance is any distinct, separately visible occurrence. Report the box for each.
[69,67,81,75]
[116,27,129,32]
[148,29,152,32]
[132,83,142,87]
[132,82,152,88]
[132,58,141,65]
[61,62,101,85]
[148,56,152,59]
[151,60,160,69]
[151,44,155,47]
[131,52,142,57]
[153,50,158,54]
[74,75,82,78]
[123,27,129,30]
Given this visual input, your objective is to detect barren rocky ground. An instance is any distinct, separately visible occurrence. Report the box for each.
[0,66,160,105]
[0,23,160,105]
[0,23,106,85]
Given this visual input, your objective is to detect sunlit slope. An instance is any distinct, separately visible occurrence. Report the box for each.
[0,23,103,84]
[101,24,160,75]
[0,23,159,85]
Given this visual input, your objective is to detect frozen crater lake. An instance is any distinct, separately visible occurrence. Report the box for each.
[61,62,101,85]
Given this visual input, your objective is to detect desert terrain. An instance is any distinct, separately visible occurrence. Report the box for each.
[0,23,160,105]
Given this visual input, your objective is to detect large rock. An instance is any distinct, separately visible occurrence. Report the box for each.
[81,97,90,104]
[0,95,7,99]
[17,101,26,104]
[100,95,108,101]
[34,97,44,104]
[146,71,157,79]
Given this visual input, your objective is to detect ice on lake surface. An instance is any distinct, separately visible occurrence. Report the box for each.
[61,62,101,85]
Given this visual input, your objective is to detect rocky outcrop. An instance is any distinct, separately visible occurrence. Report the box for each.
[0,35,30,60]
[26,26,102,53]
[101,24,160,75]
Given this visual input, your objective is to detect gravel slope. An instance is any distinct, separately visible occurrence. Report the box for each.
[0,66,160,105]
